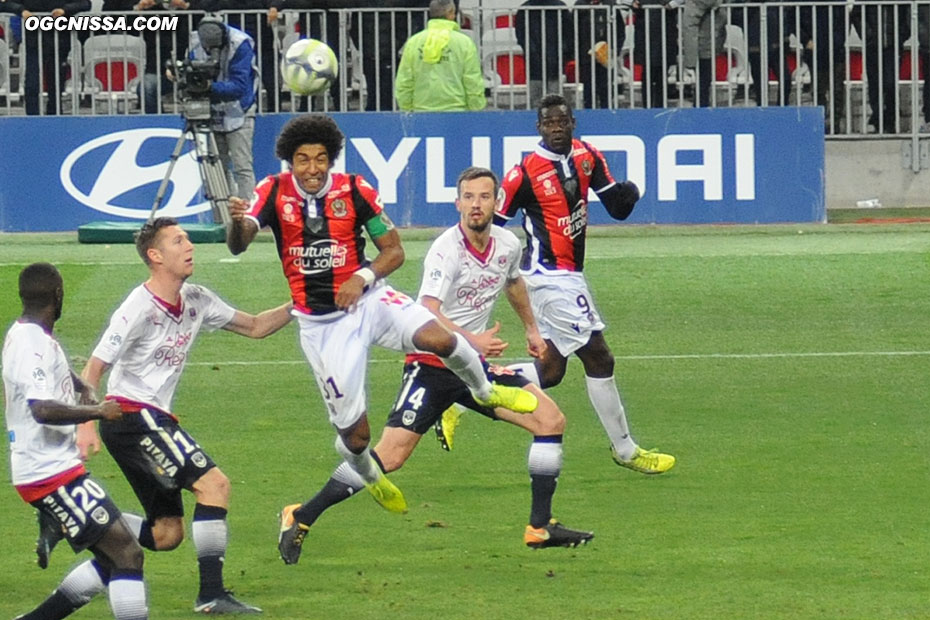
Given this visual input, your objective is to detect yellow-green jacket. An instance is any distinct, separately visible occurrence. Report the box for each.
[394,18,487,111]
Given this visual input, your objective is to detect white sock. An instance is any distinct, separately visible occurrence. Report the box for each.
[508,362,541,387]
[439,333,492,400]
[121,513,144,539]
[59,559,106,605]
[335,435,381,485]
[332,461,366,492]
[108,573,148,620]
[585,375,637,460]
[191,517,228,558]
[528,439,563,477]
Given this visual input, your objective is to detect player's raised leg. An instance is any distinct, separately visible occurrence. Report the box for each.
[413,325,537,414]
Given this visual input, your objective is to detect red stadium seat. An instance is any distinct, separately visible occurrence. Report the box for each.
[495,53,526,85]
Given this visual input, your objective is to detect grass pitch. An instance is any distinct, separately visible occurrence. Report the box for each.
[1,222,929,619]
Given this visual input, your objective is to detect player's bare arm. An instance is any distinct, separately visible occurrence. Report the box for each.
[420,295,509,357]
[227,196,259,255]
[334,226,404,311]
[504,277,546,358]
[29,398,123,426]
[76,356,113,460]
[222,302,294,339]
[70,370,99,405]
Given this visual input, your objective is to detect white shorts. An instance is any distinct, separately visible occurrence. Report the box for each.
[295,283,435,430]
[523,271,606,357]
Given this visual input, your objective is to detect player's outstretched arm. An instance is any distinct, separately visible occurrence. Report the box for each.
[599,180,641,221]
[223,302,294,339]
[227,196,260,255]
[504,277,546,358]
[29,399,123,426]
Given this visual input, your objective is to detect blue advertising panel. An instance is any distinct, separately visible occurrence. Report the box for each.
[0,107,823,232]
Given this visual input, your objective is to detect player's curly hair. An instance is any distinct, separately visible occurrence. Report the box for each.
[537,93,572,120]
[135,217,179,265]
[275,114,345,163]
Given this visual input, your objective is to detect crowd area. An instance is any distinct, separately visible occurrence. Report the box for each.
[0,0,927,135]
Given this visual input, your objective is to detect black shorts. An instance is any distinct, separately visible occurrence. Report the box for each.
[100,407,216,520]
[385,361,530,435]
[32,473,123,553]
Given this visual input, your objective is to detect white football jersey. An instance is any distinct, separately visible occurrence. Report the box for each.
[418,224,522,334]
[2,321,81,485]
[91,283,236,415]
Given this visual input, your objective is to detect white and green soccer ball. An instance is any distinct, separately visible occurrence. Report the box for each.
[281,38,338,96]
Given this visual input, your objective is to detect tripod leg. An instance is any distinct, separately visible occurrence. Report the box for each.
[148,129,194,222]
[193,127,232,226]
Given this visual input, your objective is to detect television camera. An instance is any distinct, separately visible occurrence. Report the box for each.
[149,16,231,226]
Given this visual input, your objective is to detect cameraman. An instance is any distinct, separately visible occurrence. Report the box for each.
[187,16,259,200]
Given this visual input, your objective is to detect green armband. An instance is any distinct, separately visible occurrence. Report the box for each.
[364,212,395,239]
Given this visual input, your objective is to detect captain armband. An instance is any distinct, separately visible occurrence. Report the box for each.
[364,212,396,239]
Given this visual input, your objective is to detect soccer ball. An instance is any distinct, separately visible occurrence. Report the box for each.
[281,38,338,96]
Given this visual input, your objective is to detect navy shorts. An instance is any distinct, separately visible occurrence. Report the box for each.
[385,361,530,435]
[100,407,216,520]
[32,473,123,553]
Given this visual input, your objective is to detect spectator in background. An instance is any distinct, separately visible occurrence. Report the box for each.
[1,0,90,115]
[353,0,430,111]
[103,0,209,114]
[186,16,259,199]
[681,0,725,107]
[728,0,793,106]
[852,0,909,133]
[215,0,281,112]
[921,4,930,132]
[574,0,621,109]
[516,0,573,107]
[394,0,485,111]
[799,1,847,131]
[632,0,679,108]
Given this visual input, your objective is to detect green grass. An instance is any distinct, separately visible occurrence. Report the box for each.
[2,223,930,619]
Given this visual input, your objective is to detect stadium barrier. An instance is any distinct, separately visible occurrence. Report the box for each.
[0,107,824,232]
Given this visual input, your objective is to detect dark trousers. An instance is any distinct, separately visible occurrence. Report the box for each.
[23,30,72,115]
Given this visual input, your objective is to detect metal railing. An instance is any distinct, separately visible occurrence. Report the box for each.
[0,3,926,140]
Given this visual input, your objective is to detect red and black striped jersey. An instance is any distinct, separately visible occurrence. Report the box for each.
[497,139,617,273]
[246,171,385,315]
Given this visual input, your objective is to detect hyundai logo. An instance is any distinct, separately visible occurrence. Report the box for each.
[60,128,211,219]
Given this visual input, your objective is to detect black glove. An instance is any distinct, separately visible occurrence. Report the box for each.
[603,180,640,220]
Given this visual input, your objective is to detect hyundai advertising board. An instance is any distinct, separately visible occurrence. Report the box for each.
[0,108,824,232]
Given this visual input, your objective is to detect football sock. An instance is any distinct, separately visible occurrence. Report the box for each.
[107,569,148,620]
[121,513,156,550]
[294,462,365,526]
[192,504,228,600]
[439,333,493,400]
[528,436,563,528]
[334,435,381,485]
[585,375,637,460]
[508,362,541,388]
[19,559,107,619]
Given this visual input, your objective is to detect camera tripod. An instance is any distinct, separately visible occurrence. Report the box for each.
[149,113,231,226]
